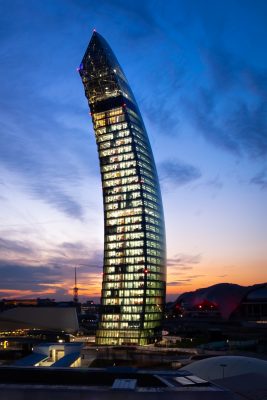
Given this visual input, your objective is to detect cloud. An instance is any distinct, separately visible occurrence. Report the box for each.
[201,47,240,91]
[31,184,84,219]
[167,273,206,289]
[0,102,88,220]
[0,252,102,299]
[206,176,223,190]
[183,86,267,159]
[188,274,206,279]
[105,0,160,41]
[0,0,266,301]
[52,242,103,275]
[242,67,267,99]
[182,88,240,156]
[250,169,267,190]
[0,101,89,220]
[182,44,267,159]
[142,100,181,137]
[0,236,103,273]
[227,102,267,159]
[0,238,34,256]
[60,241,90,251]
[73,0,161,42]
[0,237,103,298]
[159,160,201,187]
[0,5,97,221]
[0,261,63,291]
[167,280,191,287]
[167,253,201,267]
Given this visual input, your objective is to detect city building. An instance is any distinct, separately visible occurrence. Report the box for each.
[14,343,82,368]
[171,282,267,321]
[0,305,78,333]
[79,32,166,345]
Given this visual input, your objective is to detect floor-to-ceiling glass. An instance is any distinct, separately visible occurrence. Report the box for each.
[79,32,166,345]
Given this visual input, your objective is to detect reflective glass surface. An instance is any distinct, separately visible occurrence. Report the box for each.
[80,32,166,345]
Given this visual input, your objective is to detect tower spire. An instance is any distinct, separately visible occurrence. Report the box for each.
[73,267,79,303]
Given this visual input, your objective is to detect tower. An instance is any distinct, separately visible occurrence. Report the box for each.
[79,32,166,345]
[73,266,79,303]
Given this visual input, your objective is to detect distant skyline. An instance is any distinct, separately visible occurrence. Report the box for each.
[0,0,266,302]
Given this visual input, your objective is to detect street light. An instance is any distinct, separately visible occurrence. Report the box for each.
[220,363,227,379]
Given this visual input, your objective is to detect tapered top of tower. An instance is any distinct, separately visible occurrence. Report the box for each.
[78,31,135,106]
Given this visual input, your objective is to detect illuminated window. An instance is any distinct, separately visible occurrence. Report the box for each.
[80,31,166,346]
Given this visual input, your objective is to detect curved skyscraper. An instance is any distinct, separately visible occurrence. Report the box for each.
[79,32,166,345]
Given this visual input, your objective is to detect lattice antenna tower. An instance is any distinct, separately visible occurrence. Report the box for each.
[73,267,79,303]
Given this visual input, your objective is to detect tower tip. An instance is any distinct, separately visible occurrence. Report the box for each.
[73,266,78,303]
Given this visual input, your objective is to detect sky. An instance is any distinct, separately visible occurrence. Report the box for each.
[0,0,266,302]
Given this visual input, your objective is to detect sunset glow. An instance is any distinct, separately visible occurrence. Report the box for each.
[0,0,266,302]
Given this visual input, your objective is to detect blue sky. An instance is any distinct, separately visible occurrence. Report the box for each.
[0,0,266,301]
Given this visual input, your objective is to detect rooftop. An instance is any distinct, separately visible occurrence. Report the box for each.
[0,366,234,399]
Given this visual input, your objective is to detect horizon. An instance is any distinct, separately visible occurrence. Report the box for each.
[1,280,267,304]
[0,0,266,303]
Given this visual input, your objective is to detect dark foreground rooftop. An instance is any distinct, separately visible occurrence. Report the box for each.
[0,366,235,400]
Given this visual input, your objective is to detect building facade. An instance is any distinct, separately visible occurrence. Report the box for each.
[79,32,166,345]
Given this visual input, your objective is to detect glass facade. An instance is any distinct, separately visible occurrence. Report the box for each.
[79,32,166,345]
